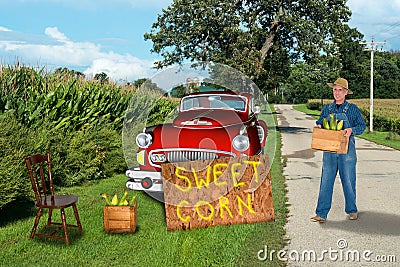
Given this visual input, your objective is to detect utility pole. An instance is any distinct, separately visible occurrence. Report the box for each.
[360,39,386,132]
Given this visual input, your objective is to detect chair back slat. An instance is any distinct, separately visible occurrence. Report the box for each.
[25,151,55,206]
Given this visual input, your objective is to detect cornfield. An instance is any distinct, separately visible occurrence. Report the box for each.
[308,98,400,119]
[348,99,400,120]
[0,64,135,131]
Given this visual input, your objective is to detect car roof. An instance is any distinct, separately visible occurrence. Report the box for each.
[183,90,239,97]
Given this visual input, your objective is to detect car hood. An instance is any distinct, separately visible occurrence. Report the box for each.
[149,122,243,154]
[173,109,247,128]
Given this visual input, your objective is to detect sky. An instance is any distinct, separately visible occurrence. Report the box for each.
[0,0,399,83]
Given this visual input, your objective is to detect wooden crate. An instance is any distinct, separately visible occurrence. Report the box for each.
[103,203,137,233]
[311,127,349,154]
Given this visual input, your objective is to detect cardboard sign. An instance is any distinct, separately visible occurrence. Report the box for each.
[162,155,274,231]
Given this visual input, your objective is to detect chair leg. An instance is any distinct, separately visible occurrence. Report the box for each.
[47,208,53,226]
[31,208,43,239]
[60,208,70,246]
[72,204,83,232]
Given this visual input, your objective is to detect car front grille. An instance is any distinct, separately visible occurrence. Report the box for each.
[148,148,235,167]
[167,151,217,162]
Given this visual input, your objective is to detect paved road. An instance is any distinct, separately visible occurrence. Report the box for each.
[275,104,400,267]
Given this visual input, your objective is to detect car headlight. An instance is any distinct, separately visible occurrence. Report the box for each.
[232,134,250,152]
[136,133,152,148]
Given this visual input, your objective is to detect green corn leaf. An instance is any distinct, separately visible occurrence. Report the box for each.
[55,99,66,109]
[54,116,71,130]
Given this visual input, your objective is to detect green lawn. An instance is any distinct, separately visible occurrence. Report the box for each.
[294,104,400,151]
[0,111,287,267]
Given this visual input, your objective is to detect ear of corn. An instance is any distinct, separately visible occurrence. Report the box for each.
[111,194,119,205]
[118,190,129,206]
[129,196,137,206]
[101,193,111,205]
[324,114,344,131]
[322,118,329,129]
[101,191,137,206]
[336,120,344,130]
[329,115,337,130]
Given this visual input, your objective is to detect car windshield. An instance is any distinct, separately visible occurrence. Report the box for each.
[181,94,247,112]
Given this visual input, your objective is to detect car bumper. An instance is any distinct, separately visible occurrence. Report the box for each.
[125,168,163,192]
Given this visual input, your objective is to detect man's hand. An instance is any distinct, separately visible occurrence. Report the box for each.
[316,124,322,128]
[344,128,352,137]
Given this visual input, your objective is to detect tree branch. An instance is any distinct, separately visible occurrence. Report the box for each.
[256,6,284,76]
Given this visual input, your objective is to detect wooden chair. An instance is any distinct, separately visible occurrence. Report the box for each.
[25,150,82,245]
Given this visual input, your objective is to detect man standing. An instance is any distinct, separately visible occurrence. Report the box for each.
[311,78,366,223]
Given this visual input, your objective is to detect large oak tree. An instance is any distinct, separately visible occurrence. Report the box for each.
[145,0,355,93]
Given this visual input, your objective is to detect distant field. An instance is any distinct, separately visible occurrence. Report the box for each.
[308,99,400,119]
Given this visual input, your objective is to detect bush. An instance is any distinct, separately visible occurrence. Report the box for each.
[266,94,283,104]
[360,108,400,134]
[306,101,322,111]
[0,112,32,208]
[0,113,125,209]
[386,132,400,141]
[85,121,126,178]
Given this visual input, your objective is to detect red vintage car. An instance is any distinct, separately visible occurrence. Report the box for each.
[125,90,267,194]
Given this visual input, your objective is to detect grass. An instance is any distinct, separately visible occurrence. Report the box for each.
[293,104,400,151]
[0,109,287,267]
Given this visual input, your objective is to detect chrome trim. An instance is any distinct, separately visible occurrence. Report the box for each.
[180,93,248,113]
[148,148,236,167]
[257,125,265,143]
[168,151,217,162]
[136,132,153,148]
[232,134,250,152]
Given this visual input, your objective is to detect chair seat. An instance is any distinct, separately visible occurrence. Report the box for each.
[37,195,78,209]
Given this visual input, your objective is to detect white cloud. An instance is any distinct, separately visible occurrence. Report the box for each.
[45,27,69,43]
[0,26,12,32]
[347,0,400,18]
[0,27,156,81]
[347,0,382,15]
[84,56,156,83]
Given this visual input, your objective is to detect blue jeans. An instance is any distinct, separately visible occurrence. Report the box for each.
[315,136,358,219]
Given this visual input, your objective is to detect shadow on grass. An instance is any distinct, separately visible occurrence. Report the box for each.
[0,198,36,227]
[30,224,84,246]
[262,111,279,115]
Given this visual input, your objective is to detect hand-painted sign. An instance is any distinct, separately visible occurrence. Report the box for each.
[162,155,274,231]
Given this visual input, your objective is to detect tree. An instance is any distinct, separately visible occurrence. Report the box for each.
[94,72,109,84]
[134,78,148,88]
[373,52,400,98]
[54,67,85,79]
[285,62,327,103]
[145,0,354,94]
[333,24,370,98]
